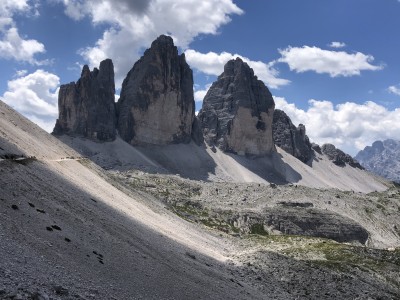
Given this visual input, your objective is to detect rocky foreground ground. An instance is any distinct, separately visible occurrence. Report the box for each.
[1,156,399,299]
[106,167,400,299]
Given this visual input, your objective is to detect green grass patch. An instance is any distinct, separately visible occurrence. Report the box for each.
[250,223,268,236]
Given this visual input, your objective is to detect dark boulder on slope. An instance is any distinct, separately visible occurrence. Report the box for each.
[53,59,116,141]
[198,58,275,156]
[117,35,195,146]
[272,109,313,163]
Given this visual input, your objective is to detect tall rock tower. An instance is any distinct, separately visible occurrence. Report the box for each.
[117,35,195,145]
[198,58,275,156]
[53,59,116,141]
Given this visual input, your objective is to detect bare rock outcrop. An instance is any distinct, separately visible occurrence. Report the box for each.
[230,208,369,244]
[322,143,363,169]
[53,59,116,141]
[117,35,195,145]
[198,58,275,156]
[355,139,400,183]
[272,109,313,163]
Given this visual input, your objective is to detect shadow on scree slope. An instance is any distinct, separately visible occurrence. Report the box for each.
[0,153,260,299]
[59,134,303,185]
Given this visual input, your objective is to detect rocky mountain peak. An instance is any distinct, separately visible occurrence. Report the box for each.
[198,58,275,156]
[355,139,400,183]
[272,109,313,163]
[117,34,196,145]
[149,34,175,49]
[81,65,91,77]
[53,59,116,141]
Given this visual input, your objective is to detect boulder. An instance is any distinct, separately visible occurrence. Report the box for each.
[117,35,195,145]
[198,58,275,156]
[53,59,116,141]
[272,109,313,163]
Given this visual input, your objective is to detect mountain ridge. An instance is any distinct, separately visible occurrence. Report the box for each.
[355,139,400,183]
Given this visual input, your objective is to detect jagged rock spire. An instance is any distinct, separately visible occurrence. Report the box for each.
[53,59,116,141]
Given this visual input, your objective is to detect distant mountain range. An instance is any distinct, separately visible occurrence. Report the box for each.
[355,139,400,183]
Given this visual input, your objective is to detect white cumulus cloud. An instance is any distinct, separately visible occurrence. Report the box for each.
[0,0,46,64]
[388,84,400,96]
[1,70,60,132]
[194,83,212,102]
[328,41,346,48]
[277,46,383,77]
[274,96,400,156]
[0,27,46,64]
[185,49,290,89]
[59,0,243,86]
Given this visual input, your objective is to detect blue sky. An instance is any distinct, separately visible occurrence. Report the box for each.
[1,0,399,155]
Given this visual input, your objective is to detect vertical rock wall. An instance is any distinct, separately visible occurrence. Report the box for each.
[117,35,195,145]
[53,59,116,141]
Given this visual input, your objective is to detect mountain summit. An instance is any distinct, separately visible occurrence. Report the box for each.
[199,58,275,156]
[117,35,196,145]
[355,139,400,182]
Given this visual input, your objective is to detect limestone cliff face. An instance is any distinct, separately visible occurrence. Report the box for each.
[53,59,116,141]
[117,35,195,145]
[272,109,313,163]
[198,58,275,156]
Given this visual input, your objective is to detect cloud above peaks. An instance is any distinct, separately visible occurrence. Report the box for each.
[61,0,243,86]
[0,27,46,64]
[185,49,290,89]
[0,0,46,65]
[1,70,60,132]
[61,0,151,21]
[274,96,400,155]
[277,46,383,77]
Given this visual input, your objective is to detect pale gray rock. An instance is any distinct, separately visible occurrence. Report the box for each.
[272,109,313,163]
[117,35,195,145]
[53,59,116,141]
[198,58,275,156]
[355,139,400,183]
